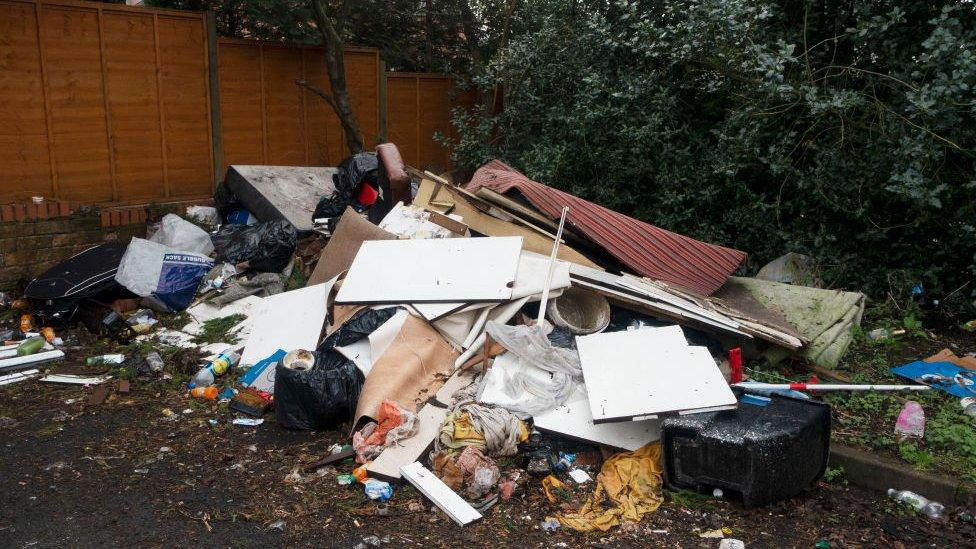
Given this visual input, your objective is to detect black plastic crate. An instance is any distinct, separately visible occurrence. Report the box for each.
[662,389,831,507]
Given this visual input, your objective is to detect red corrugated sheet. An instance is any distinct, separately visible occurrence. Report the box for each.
[466,160,746,295]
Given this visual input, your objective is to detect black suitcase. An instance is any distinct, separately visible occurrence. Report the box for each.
[662,389,831,507]
[24,241,130,326]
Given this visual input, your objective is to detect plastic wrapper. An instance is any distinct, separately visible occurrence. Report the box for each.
[149,213,215,256]
[211,219,297,273]
[482,321,583,415]
[319,307,402,351]
[115,238,213,312]
[273,349,364,430]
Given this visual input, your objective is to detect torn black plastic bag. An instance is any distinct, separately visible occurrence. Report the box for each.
[312,152,387,224]
[319,306,403,351]
[274,350,364,430]
[212,219,297,273]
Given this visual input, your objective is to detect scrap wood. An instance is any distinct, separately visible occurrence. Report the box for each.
[87,383,110,405]
[302,448,356,473]
[414,179,599,268]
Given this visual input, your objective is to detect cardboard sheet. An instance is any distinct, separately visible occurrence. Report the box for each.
[336,237,523,304]
[308,207,397,287]
[240,278,334,368]
[353,314,458,428]
[576,326,737,422]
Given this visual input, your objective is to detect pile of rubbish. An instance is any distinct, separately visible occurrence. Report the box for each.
[2,142,955,536]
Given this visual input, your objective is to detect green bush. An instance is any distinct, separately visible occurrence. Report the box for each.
[450,0,976,306]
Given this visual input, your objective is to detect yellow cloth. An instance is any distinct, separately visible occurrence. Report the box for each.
[542,475,570,504]
[557,442,664,532]
[438,411,488,451]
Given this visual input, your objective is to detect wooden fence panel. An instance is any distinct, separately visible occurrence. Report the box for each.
[0,0,211,204]
[157,14,213,198]
[387,73,469,171]
[0,0,52,199]
[1,1,466,205]
[217,39,380,173]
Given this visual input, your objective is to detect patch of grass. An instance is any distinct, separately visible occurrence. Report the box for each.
[823,466,846,484]
[825,325,976,482]
[36,422,63,437]
[191,314,245,345]
[667,489,716,510]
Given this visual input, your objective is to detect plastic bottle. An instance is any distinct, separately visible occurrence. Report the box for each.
[20,313,33,333]
[887,488,945,518]
[867,328,906,341]
[189,351,240,388]
[190,386,218,400]
[146,351,164,373]
[16,336,45,356]
[86,354,126,365]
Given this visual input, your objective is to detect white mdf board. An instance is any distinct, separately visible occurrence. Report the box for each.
[0,368,40,386]
[400,461,482,526]
[335,237,523,304]
[240,279,334,368]
[366,405,448,481]
[576,326,737,423]
[533,384,660,451]
[0,350,65,371]
[41,374,112,385]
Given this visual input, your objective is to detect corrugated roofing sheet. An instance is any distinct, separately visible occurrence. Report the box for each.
[465,160,746,295]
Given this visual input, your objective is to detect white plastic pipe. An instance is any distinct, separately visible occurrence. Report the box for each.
[536,206,570,327]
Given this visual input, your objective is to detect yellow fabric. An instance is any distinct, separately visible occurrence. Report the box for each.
[542,475,570,504]
[557,442,664,532]
[438,411,488,451]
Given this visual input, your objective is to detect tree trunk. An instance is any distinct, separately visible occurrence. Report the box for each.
[310,0,364,155]
[425,0,435,71]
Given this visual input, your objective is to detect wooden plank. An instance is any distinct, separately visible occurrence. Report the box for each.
[413,179,600,268]
[0,368,41,386]
[205,10,221,191]
[35,1,57,198]
[400,461,482,526]
[0,350,64,371]
[152,14,169,198]
[576,326,737,423]
[334,237,523,304]
[96,7,118,201]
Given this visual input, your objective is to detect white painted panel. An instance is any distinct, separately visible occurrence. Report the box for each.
[335,237,523,304]
[400,461,482,526]
[240,279,334,368]
[576,326,737,422]
[533,384,660,451]
[0,350,65,371]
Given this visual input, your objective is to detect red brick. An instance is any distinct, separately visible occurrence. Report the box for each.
[110,210,121,227]
[100,211,111,227]
[58,201,70,217]
[13,204,25,221]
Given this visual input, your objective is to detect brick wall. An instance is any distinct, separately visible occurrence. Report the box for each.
[0,199,207,290]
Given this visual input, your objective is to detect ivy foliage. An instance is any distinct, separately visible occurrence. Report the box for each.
[450,0,976,305]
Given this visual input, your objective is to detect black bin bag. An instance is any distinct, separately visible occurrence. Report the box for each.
[274,350,363,430]
[212,219,297,273]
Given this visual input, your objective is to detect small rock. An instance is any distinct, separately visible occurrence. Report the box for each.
[267,520,285,531]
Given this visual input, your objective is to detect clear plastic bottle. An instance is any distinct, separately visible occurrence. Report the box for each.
[145,351,164,373]
[960,397,976,418]
[189,351,239,388]
[887,488,945,518]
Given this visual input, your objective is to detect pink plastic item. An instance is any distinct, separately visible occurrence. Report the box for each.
[894,400,925,441]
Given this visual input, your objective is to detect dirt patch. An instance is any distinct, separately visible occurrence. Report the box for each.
[2,354,973,548]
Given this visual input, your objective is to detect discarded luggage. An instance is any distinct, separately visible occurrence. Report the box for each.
[24,241,129,326]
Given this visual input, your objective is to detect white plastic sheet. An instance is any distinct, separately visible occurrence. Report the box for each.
[150,213,215,255]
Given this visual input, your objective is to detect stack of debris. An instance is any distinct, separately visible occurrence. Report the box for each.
[3,142,908,535]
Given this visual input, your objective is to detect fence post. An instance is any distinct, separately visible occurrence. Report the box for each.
[206,10,222,189]
[378,59,387,143]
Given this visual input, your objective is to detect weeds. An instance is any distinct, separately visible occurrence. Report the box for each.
[192,314,245,345]
[668,490,716,510]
